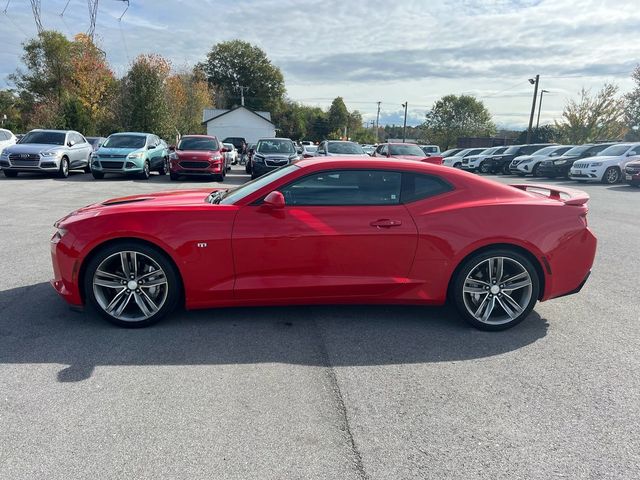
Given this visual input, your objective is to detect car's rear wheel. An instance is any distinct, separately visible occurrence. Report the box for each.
[84,242,180,328]
[452,249,540,331]
[3,170,18,177]
[479,162,490,174]
[602,166,620,184]
[502,163,511,175]
[139,161,150,180]
[57,157,70,178]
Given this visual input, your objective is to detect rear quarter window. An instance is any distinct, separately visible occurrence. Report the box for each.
[401,173,453,203]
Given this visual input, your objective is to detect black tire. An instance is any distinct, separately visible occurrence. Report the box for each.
[169,172,179,181]
[57,157,70,178]
[84,160,92,173]
[501,163,511,175]
[532,163,541,176]
[451,248,540,331]
[139,161,150,180]
[92,171,105,179]
[83,241,181,328]
[251,172,258,180]
[158,157,168,175]
[602,166,620,184]
[214,173,224,182]
[453,162,461,169]
[479,162,490,174]
[245,162,251,174]
[3,170,18,178]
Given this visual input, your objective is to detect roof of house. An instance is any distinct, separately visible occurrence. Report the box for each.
[202,106,275,126]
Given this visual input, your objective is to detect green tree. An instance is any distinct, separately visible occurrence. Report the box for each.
[624,65,640,140]
[10,31,73,106]
[555,83,627,143]
[327,97,349,137]
[200,40,285,112]
[515,124,559,144]
[119,54,171,138]
[165,68,214,137]
[423,94,496,149]
[0,90,24,131]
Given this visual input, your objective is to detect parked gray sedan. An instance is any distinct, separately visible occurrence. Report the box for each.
[0,129,93,178]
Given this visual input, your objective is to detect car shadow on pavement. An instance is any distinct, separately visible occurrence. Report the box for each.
[0,282,548,383]
[607,184,639,192]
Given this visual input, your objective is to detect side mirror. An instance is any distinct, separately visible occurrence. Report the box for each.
[68,140,76,147]
[221,147,228,153]
[263,191,285,209]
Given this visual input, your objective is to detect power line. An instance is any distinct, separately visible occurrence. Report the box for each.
[30,0,43,34]
[87,0,99,39]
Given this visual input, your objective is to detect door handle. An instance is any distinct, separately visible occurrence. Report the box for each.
[370,219,402,228]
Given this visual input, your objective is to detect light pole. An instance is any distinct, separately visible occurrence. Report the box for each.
[526,75,540,144]
[375,101,381,143]
[401,102,408,143]
[536,89,549,130]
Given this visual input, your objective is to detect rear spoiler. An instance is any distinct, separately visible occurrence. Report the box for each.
[510,184,590,206]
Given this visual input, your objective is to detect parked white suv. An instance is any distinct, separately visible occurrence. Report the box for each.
[461,146,508,172]
[510,145,574,176]
[569,143,640,184]
[0,128,17,154]
[442,148,486,168]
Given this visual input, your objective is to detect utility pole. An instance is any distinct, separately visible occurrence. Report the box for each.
[236,85,249,107]
[526,75,540,144]
[401,102,408,143]
[536,89,549,130]
[375,101,381,143]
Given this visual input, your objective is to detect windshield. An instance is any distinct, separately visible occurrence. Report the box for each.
[422,146,439,153]
[327,142,365,154]
[223,143,234,150]
[598,144,633,156]
[305,146,318,153]
[479,147,498,155]
[389,144,425,156]
[104,134,146,149]
[562,145,592,156]
[177,136,219,151]
[256,139,295,154]
[531,146,559,156]
[440,149,461,157]
[218,165,300,205]
[20,131,66,145]
[504,145,523,154]
[87,137,103,147]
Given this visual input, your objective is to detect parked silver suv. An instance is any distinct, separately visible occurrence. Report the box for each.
[0,129,92,178]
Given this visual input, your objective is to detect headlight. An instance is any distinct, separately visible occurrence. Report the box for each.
[0,151,9,159]
[211,155,222,161]
[253,154,265,163]
[554,159,567,165]
[590,162,602,167]
[41,151,60,157]
[169,152,178,160]
[127,152,144,159]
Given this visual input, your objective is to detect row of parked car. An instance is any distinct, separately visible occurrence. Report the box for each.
[436,142,640,186]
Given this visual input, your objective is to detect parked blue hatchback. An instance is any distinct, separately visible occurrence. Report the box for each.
[90,132,168,180]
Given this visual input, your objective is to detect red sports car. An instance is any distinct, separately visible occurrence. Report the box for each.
[169,134,227,181]
[51,158,596,330]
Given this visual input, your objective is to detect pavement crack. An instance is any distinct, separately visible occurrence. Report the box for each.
[312,317,370,480]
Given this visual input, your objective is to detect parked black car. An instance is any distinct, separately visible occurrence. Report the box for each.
[483,144,554,174]
[537,143,616,179]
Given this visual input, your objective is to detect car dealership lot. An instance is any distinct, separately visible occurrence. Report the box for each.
[0,168,638,479]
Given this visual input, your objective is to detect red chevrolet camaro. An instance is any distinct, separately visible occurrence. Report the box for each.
[51,158,597,330]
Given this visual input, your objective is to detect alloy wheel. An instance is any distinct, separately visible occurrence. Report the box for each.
[92,250,169,322]
[461,256,533,326]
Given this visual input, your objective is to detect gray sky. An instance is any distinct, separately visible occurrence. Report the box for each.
[1,0,639,129]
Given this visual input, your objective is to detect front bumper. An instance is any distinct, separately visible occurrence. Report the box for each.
[625,171,640,185]
[50,233,83,307]
[537,163,570,177]
[0,156,61,172]
[569,166,604,181]
[92,157,145,174]
[252,162,287,177]
[170,159,223,176]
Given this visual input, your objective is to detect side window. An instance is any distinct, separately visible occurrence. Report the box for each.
[77,133,87,144]
[375,145,384,155]
[0,131,8,140]
[401,173,453,203]
[317,142,325,154]
[279,170,401,206]
[380,145,388,156]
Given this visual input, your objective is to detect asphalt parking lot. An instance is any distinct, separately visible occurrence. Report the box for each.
[0,166,638,480]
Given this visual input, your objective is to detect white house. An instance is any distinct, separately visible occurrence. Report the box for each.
[201,106,276,144]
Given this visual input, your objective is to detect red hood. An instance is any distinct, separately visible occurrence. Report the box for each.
[56,188,220,225]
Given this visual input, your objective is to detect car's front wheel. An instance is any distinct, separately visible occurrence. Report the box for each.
[602,166,620,184]
[139,161,150,180]
[479,162,490,174]
[84,242,181,328]
[57,157,70,178]
[452,249,540,330]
